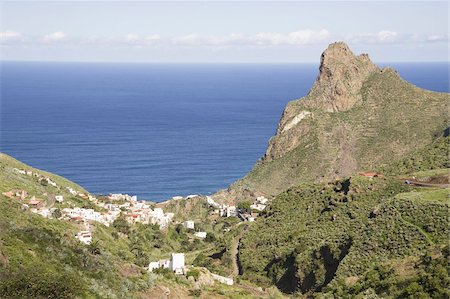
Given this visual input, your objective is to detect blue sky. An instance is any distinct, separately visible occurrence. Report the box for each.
[0,1,448,62]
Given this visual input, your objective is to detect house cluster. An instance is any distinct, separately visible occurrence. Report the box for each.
[2,189,47,211]
[206,196,237,217]
[148,253,187,275]
[75,230,93,245]
[237,196,268,222]
[62,207,118,226]
[15,168,58,188]
[107,193,138,202]
[182,220,207,239]
[118,204,175,229]
[250,196,268,211]
[148,253,234,286]
[206,195,269,222]
[4,168,177,245]
[57,195,175,229]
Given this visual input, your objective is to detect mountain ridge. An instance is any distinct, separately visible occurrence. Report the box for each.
[214,42,449,201]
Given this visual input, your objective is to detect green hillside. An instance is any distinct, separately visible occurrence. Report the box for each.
[238,136,450,297]
[218,43,449,200]
[0,153,285,299]
[0,153,89,200]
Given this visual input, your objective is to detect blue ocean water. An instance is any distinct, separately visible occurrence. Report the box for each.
[1,62,448,201]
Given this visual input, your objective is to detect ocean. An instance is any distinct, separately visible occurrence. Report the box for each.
[1,62,448,201]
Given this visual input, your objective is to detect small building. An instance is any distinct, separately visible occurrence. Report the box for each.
[256,196,268,205]
[17,190,28,200]
[55,195,64,203]
[28,197,43,209]
[152,208,164,218]
[2,191,14,199]
[148,261,160,272]
[159,259,171,269]
[171,253,185,274]
[194,231,207,239]
[250,203,266,212]
[184,220,195,230]
[149,253,185,275]
[76,231,92,244]
[226,206,237,217]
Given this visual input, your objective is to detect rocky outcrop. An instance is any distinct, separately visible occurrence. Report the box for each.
[305,42,379,113]
[216,41,449,201]
[265,42,379,161]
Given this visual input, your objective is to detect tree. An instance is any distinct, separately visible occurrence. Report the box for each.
[87,240,101,255]
[186,269,200,281]
[112,214,131,235]
[52,208,62,219]
[237,200,251,212]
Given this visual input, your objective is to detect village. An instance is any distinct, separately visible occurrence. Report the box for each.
[2,167,270,286]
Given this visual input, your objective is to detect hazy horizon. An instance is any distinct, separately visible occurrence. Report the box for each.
[1,1,448,63]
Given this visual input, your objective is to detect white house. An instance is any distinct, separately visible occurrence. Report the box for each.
[149,253,185,275]
[194,231,207,239]
[171,253,185,274]
[250,203,266,212]
[159,259,171,269]
[184,220,195,230]
[67,187,78,195]
[148,261,160,272]
[206,196,220,208]
[76,231,92,244]
[55,195,64,203]
[226,206,237,217]
[152,208,164,219]
[256,196,268,205]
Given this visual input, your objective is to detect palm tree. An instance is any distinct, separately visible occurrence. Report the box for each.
[87,240,101,255]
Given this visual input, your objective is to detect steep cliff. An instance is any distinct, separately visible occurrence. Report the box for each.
[217,42,449,200]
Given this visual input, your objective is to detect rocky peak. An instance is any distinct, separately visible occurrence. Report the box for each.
[305,42,379,112]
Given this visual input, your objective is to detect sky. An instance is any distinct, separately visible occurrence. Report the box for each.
[0,1,448,63]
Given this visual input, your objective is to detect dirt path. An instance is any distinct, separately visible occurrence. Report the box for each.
[399,179,449,189]
[398,214,434,245]
[231,225,248,277]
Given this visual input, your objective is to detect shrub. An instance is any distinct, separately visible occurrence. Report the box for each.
[186,268,200,281]
[0,263,86,299]
[189,289,202,297]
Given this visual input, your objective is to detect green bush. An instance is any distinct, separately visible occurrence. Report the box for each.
[186,268,200,281]
[0,263,86,299]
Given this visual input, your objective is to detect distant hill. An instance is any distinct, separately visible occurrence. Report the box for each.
[215,42,449,201]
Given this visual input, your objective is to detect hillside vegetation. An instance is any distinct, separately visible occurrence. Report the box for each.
[238,135,449,297]
[0,153,284,298]
[217,42,449,200]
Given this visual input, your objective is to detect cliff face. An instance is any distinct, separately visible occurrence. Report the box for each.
[216,42,449,201]
[266,42,380,161]
[305,42,379,113]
